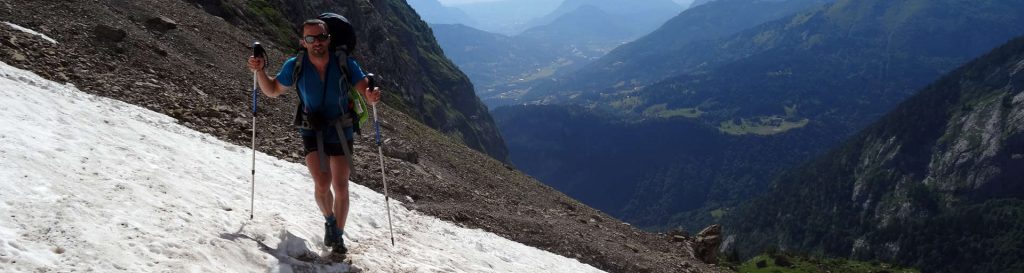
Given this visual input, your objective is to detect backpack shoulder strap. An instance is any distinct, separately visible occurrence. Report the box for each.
[335,50,369,133]
[335,50,352,88]
[290,51,314,131]
[332,51,357,171]
[292,51,306,98]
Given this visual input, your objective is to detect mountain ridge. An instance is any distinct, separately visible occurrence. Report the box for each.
[407,0,477,26]
[521,0,832,105]
[526,0,683,33]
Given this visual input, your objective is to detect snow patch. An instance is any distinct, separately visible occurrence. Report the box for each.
[3,22,58,44]
[0,60,605,273]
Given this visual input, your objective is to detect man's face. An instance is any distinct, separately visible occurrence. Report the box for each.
[301,24,330,57]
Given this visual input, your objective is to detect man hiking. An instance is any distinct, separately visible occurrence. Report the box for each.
[247,18,381,254]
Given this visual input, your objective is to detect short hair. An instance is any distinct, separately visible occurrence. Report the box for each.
[301,19,328,34]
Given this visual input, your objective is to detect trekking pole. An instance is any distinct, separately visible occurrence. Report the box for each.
[368,74,395,246]
[250,42,266,220]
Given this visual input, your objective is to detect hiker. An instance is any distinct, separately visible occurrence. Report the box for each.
[247,17,381,254]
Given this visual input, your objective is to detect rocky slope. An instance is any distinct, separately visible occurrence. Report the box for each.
[0,0,722,272]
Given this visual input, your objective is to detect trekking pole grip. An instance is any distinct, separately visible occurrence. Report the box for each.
[367,73,382,146]
[251,42,266,113]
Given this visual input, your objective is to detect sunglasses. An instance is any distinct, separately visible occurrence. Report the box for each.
[303,33,330,43]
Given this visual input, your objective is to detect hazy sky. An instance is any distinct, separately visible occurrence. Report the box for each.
[437,0,506,5]
[439,0,695,7]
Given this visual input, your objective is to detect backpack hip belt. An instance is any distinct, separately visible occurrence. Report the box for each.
[310,114,355,175]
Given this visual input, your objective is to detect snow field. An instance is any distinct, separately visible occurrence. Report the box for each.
[0,59,604,273]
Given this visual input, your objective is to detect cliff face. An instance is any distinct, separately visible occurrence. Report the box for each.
[727,36,1024,272]
[921,79,1024,197]
[848,45,1024,230]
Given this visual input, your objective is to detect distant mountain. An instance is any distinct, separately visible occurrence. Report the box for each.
[727,34,1024,273]
[631,0,1024,132]
[522,0,833,104]
[430,23,562,101]
[528,0,684,34]
[444,0,685,107]
[495,0,1024,233]
[689,0,717,8]
[408,0,477,26]
[451,0,563,35]
[434,0,683,107]
[517,5,635,55]
[675,0,697,8]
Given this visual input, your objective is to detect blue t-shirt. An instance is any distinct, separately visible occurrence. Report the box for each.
[276,54,366,141]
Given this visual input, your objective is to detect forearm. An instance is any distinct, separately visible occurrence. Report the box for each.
[254,70,285,98]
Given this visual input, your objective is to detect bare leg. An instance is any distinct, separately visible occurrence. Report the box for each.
[329,155,351,231]
[306,152,334,217]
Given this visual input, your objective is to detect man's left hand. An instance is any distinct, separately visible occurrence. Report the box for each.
[366,87,382,105]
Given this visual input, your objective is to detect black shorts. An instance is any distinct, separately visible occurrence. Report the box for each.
[302,136,354,156]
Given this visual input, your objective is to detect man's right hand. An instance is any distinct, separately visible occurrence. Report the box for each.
[247,56,265,72]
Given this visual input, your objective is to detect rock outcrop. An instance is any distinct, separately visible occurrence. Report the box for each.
[694,224,722,264]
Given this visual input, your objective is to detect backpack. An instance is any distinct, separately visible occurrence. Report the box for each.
[290,13,369,135]
[290,13,370,174]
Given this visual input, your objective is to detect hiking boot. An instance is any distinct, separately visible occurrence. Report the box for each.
[332,230,347,255]
[324,215,338,247]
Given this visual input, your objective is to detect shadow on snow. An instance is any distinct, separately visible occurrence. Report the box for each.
[220,225,359,273]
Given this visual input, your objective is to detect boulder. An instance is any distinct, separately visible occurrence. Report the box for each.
[382,140,419,163]
[145,16,177,33]
[773,254,793,267]
[694,224,722,264]
[93,24,126,43]
[668,227,690,242]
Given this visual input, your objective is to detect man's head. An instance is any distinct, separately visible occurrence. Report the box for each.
[300,19,330,57]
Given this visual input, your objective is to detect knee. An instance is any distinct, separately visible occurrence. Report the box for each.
[332,180,349,194]
[314,180,332,194]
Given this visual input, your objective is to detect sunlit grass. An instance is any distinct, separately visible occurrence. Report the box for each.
[738,254,918,273]
[718,116,809,135]
[643,103,703,118]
